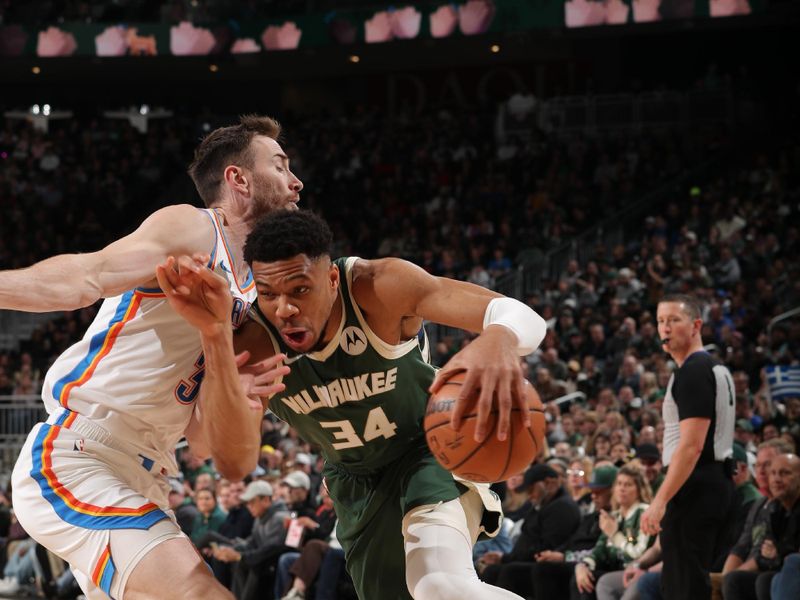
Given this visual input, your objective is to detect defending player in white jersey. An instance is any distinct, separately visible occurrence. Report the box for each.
[0,115,301,600]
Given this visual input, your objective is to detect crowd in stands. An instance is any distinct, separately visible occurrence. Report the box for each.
[0,106,726,393]
[0,96,799,598]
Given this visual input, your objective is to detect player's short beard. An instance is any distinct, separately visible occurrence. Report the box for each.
[251,171,290,218]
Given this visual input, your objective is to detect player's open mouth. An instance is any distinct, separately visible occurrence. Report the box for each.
[282,329,311,350]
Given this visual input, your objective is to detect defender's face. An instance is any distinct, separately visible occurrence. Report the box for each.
[247,136,303,217]
[253,254,339,354]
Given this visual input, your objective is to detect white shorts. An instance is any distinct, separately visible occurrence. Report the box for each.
[12,409,186,600]
[402,478,503,545]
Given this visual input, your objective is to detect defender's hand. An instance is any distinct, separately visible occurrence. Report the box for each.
[237,352,290,405]
[156,255,233,336]
[430,325,527,442]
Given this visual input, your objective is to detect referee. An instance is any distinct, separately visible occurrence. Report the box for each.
[640,294,735,599]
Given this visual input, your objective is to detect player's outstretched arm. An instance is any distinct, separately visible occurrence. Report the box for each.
[354,258,546,443]
[0,205,213,312]
[157,256,288,480]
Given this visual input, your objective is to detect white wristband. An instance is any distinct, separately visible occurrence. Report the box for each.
[482,297,547,356]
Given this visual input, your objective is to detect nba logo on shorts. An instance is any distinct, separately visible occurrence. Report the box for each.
[340,326,367,356]
[73,438,85,452]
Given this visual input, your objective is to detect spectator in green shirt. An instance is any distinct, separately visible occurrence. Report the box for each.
[191,488,227,548]
[574,464,655,599]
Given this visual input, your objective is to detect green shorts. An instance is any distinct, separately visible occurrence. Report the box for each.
[323,441,466,600]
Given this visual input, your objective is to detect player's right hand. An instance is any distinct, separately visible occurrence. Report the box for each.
[156,254,233,336]
[431,325,527,442]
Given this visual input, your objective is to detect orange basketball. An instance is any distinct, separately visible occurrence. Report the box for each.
[424,371,545,483]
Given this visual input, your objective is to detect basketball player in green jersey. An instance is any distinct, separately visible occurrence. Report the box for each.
[156,210,547,600]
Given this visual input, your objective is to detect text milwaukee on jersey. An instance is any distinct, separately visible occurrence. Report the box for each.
[279,367,399,415]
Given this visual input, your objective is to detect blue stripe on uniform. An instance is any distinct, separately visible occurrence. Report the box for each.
[53,410,70,427]
[99,553,117,598]
[29,424,169,530]
[51,291,136,404]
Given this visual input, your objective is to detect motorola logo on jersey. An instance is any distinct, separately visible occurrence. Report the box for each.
[340,326,367,356]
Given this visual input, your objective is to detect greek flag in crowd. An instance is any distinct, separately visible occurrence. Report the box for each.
[766,365,800,400]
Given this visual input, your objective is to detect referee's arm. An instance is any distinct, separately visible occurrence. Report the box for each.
[641,417,710,535]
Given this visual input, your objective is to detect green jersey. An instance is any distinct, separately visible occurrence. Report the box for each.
[252,257,436,474]
[250,257,503,600]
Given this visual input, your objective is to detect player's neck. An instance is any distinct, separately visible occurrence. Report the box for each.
[314,293,343,351]
[213,207,248,238]
[212,207,249,274]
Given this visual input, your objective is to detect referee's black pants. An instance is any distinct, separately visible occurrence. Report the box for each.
[660,462,734,600]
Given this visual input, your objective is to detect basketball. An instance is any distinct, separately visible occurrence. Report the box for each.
[424,372,546,483]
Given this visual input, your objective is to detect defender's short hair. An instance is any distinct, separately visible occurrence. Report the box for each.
[659,294,702,320]
[188,115,281,207]
[244,210,332,264]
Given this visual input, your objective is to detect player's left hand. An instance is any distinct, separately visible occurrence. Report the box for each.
[640,499,665,535]
[236,351,289,407]
[430,325,527,442]
[156,254,233,337]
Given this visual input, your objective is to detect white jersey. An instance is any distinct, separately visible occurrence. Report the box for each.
[41,208,256,475]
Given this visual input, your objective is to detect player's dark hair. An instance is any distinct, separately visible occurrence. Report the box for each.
[188,115,282,207]
[659,294,702,320]
[244,209,332,264]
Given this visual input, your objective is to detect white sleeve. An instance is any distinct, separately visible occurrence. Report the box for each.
[482,297,547,356]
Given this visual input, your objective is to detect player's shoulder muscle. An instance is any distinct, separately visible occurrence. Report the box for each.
[133,204,214,255]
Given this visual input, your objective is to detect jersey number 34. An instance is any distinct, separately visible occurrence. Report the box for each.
[320,407,397,450]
